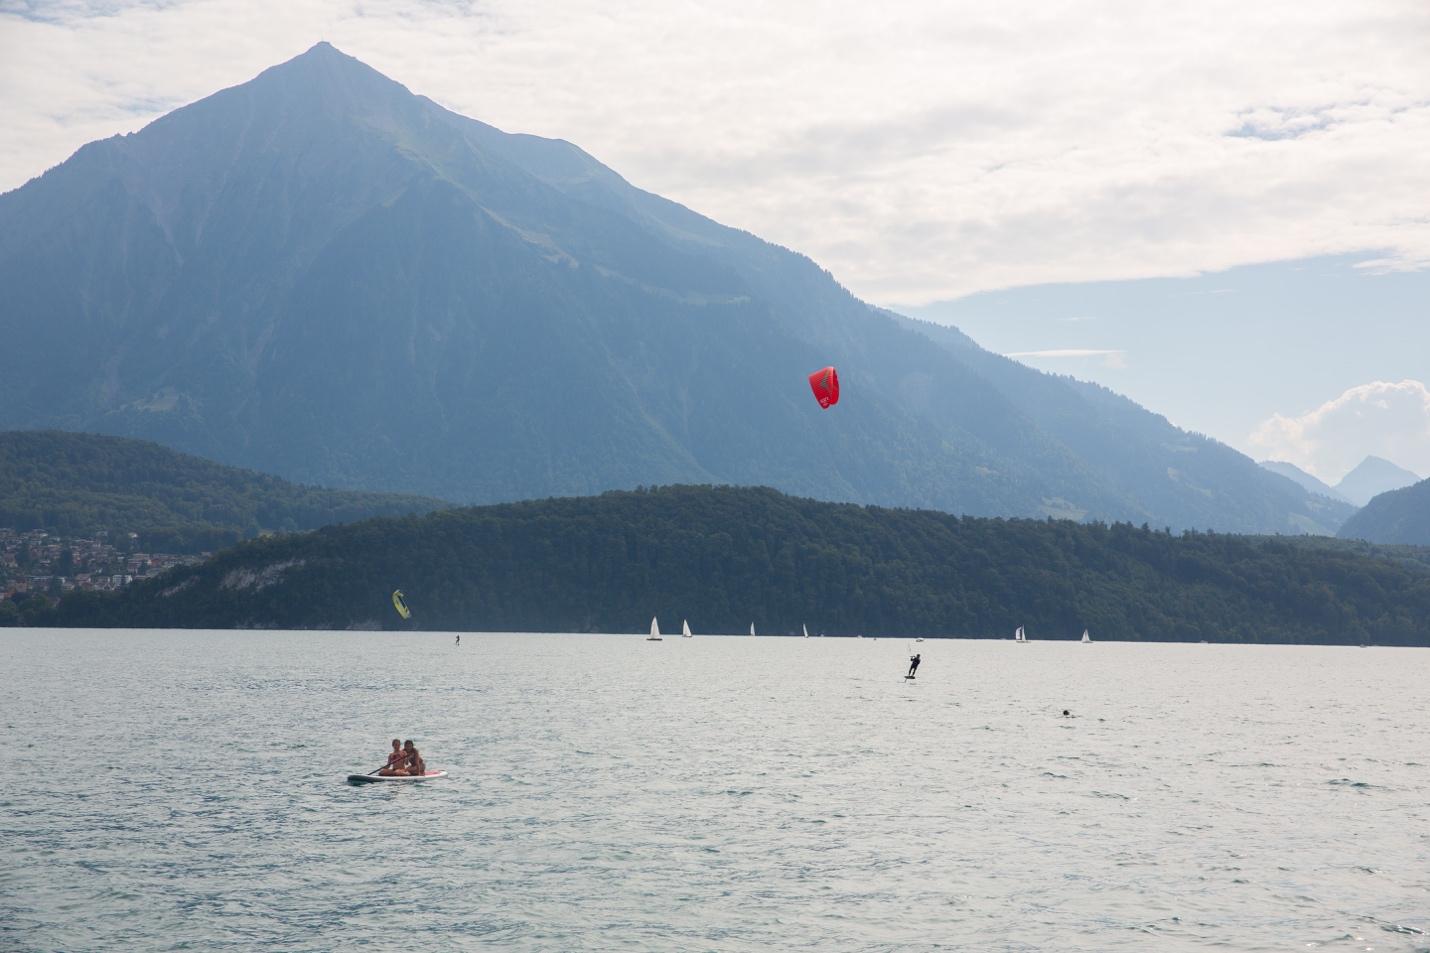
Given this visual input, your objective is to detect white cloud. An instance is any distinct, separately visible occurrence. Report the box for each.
[1249,380,1430,481]
[1,0,1428,304]
[1006,348,1127,369]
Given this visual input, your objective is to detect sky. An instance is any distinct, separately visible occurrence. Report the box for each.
[907,256,1430,483]
[1,0,1426,480]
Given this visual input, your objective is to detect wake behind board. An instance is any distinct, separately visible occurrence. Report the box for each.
[348,770,448,784]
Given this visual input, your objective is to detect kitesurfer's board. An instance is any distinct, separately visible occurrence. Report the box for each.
[348,770,448,784]
[904,674,917,680]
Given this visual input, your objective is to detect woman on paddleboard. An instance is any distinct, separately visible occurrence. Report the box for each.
[403,739,425,777]
[378,738,405,776]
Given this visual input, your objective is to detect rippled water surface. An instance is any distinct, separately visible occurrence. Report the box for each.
[2,629,1428,951]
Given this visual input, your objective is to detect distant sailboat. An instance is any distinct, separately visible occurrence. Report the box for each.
[682,619,692,638]
[803,624,810,638]
[1081,629,1091,643]
[749,623,757,637]
[1014,625,1027,643]
[647,616,662,641]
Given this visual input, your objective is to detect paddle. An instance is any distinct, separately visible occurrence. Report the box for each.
[368,753,404,776]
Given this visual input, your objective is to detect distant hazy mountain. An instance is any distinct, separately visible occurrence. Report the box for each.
[1334,456,1421,507]
[0,430,445,552]
[1259,460,1349,503]
[889,314,1352,533]
[1339,477,1430,545]
[0,42,1350,533]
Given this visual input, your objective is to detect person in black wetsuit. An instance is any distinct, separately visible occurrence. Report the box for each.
[907,653,921,677]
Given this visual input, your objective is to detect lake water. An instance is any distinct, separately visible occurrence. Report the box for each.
[2,629,1427,952]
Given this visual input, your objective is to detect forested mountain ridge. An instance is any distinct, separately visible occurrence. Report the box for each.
[1339,478,1430,546]
[1258,461,1349,504]
[36,485,1430,644]
[0,430,446,552]
[0,42,1347,533]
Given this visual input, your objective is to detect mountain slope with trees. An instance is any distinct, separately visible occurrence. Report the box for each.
[1339,478,1430,545]
[37,485,1430,644]
[0,430,446,552]
[1258,460,1349,503]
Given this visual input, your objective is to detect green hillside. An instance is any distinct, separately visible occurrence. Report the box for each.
[1339,478,1430,545]
[0,430,447,552]
[34,485,1430,644]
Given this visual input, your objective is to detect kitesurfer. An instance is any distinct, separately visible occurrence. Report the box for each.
[907,653,921,677]
[455,634,460,646]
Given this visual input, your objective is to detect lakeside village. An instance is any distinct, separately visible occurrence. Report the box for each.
[0,527,207,603]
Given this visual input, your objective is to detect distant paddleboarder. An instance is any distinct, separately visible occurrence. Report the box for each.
[907,653,921,677]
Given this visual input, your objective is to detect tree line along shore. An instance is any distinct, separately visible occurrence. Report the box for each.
[19,485,1430,645]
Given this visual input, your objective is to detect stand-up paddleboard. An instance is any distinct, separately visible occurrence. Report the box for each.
[348,770,448,784]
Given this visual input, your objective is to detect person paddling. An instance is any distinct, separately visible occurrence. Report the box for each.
[378,738,405,776]
[907,653,921,677]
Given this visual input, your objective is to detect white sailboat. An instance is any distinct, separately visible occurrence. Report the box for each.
[1081,629,1091,643]
[682,619,692,638]
[749,622,757,637]
[803,624,810,638]
[647,616,662,641]
[1014,625,1027,643]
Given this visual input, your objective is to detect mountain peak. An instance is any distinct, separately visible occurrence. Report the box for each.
[1335,455,1421,507]
[1343,455,1420,479]
[254,40,404,94]
[0,45,1362,535]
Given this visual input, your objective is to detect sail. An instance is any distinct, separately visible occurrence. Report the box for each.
[807,366,840,409]
[1014,625,1026,642]
[1081,629,1091,643]
[391,589,411,620]
[682,619,692,638]
[647,616,662,640]
[803,624,809,638]
[749,623,756,637]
